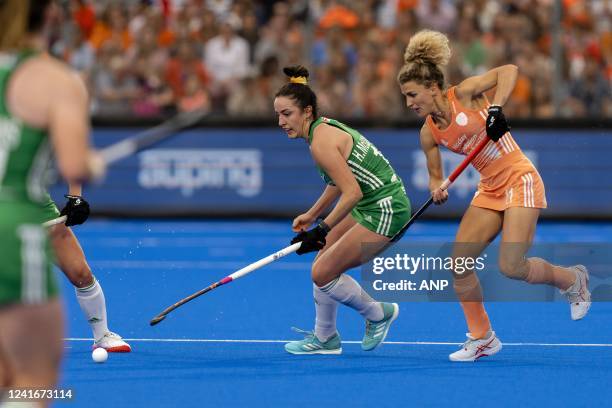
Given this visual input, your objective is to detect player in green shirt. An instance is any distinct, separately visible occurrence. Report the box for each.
[0,0,103,393]
[42,186,131,353]
[274,66,411,355]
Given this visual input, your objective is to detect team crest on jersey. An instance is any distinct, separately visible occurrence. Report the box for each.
[455,112,468,126]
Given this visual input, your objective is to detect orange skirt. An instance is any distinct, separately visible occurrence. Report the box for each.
[471,151,547,211]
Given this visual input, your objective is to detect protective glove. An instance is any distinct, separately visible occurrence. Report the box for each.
[485,105,510,142]
[290,222,329,255]
[59,195,90,226]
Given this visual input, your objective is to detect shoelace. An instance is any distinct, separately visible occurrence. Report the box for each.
[291,327,316,340]
[105,331,121,339]
[460,334,478,350]
[96,331,122,343]
[566,278,585,302]
[364,320,381,337]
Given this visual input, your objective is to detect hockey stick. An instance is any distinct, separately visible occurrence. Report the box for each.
[391,135,493,242]
[149,242,302,326]
[42,109,207,228]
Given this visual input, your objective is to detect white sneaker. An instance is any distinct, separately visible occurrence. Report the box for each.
[93,331,132,353]
[560,265,591,320]
[449,331,502,362]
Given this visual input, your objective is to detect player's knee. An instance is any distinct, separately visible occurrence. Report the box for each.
[65,263,94,288]
[498,255,527,280]
[311,262,335,287]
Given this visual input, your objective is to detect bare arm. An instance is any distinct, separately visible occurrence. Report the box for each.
[67,182,83,196]
[306,185,341,219]
[48,70,92,184]
[311,128,363,229]
[455,64,519,106]
[420,125,443,191]
[420,125,448,204]
[291,184,341,232]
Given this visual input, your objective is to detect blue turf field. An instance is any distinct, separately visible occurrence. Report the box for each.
[55,220,612,407]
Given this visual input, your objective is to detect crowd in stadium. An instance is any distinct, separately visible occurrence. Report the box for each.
[53,0,611,119]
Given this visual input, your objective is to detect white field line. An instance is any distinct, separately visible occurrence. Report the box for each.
[64,338,612,347]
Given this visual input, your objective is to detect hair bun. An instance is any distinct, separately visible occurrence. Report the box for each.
[283,65,310,80]
[403,30,451,68]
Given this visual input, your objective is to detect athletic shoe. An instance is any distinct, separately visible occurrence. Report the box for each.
[449,331,502,362]
[361,302,399,351]
[284,328,342,355]
[560,265,591,320]
[93,331,132,353]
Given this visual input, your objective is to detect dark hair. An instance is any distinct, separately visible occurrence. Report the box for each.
[28,0,52,33]
[275,65,318,119]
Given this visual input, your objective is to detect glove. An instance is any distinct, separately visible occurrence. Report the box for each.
[485,105,510,142]
[59,195,90,226]
[290,222,329,255]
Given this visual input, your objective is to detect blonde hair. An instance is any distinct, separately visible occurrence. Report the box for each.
[397,30,451,89]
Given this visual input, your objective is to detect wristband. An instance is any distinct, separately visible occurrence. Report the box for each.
[317,220,331,234]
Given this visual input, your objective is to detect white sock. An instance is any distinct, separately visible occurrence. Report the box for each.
[75,277,109,341]
[319,274,383,322]
[313,284,338,342]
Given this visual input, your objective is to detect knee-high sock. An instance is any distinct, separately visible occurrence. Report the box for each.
[525,257,576,290]
[75,277,109,340]
[319,274,383,322]
[313,284,338,342]
[454,272,491,339]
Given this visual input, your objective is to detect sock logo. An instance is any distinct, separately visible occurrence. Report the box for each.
[88,317,102,323]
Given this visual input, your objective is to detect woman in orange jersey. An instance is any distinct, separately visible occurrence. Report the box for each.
[396,30,590,362]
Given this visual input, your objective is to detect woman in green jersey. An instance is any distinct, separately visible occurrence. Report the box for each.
[0,0,101,394]
[274,66,411,355]
[42,184,131,353]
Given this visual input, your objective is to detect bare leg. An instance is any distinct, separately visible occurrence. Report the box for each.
[0,300,64,408]
[311,221,390,323]
[452,206,503,339]
[49,224,93,288]
[500,207,576,290]
[310,215,357,341]
[49,225,127,348]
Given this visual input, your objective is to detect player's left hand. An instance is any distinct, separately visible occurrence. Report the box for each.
[431,188,449,205]
[60,195,90,226]
[486,105,510,142]
[291,224,327,255]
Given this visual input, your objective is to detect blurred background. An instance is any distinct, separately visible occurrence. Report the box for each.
[47,0,611,219]
[54,0,611,119]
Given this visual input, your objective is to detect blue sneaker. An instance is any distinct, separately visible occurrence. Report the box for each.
[361,303,399,351]
[285,328,342,355]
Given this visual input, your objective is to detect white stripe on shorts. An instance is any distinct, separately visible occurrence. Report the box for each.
[376,197,394,236]
[17,225,46,303]
[521,174,535,207]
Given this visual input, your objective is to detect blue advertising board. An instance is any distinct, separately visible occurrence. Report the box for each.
[49,128,612,218]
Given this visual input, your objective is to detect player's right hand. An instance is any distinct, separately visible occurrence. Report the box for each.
[291,225,327,255]
[87,151,106,181]
[60,195,90,226]
[431,188,448,205]
[292,213,316,232]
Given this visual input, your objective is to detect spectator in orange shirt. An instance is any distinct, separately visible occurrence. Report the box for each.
[318,1,359,30]
[89,5,132,51]
[165,40,211,100]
